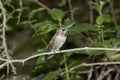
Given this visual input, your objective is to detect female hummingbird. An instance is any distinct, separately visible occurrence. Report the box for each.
[45,27,67,59]
[45,22,74,59]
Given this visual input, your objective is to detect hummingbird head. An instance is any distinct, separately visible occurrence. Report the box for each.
[57,27,68,36]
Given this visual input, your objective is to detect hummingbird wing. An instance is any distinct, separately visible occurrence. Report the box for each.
[52,36,66,50]
[47,35,66,52]
[46,35,66,59]
[47,34,56,52]
[45,35,56,59]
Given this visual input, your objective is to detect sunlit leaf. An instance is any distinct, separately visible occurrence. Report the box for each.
[51,8,65,22]
[96,15,104,25]
[100,1,105,6]
[33,21,57,36]
[102,14,110,22]
[68,23,96,35]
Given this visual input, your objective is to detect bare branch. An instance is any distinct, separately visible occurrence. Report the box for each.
[27,0,52,14]
[0,47,120,70]
[0,0,16,74]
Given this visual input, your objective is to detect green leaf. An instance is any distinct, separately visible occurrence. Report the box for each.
[6,25,13,31]
[96,15,104,25]
[85,50,104,56]
[103,39,120,48]
[20,20,37,25]
[42,70,60,80]
[63,20,75,28]
[33,21,57,36]
[51,8,65,22]
[29,8,45,19]
[68,23,96,35]
[96,14,110,25]
[0,75,5,80]
[36,56,45,65]
[90,2,100,12]
[102,14,110,22]
[100,1,105,6]
[34,48,46,65]
[106,51,117,60]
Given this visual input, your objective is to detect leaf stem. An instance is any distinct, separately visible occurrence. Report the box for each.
[63,54,70,80]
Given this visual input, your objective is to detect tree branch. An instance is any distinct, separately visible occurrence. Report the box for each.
[0,47,120,70]
[0,0,16,74]
[27,0,52,14]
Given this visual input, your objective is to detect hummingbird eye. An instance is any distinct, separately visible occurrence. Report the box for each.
[62,28,65,31]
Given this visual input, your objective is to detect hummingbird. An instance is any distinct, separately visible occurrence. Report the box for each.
[45,22,75,59]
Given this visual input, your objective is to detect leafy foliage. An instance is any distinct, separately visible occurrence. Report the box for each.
[68,23,96,35]
[51,8,65,22]
[1,0,120,80]
[33,21,57,36]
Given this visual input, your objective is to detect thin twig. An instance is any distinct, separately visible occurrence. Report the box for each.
[105,53,120,73]
[89,0,94,24]
[97,68,114,80]
[69,70,91,74]
[68,0,74,20]
[69,62,120,71]
[0,0,16,74]
[1,47,120,63]
[109,0,119,37]
[87,58,94,80]
[0,62,8,69]
[27,0,52,14]
[114,73,119,80]
[17,0,23,25]
[97,66,106,80]
[106,73,112,80]
[63,54,70,80]
[81,32,97,46]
